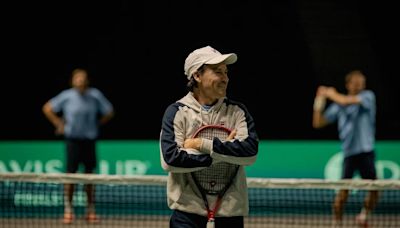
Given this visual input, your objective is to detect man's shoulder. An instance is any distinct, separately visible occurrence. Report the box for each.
[359,90,376,99]
[223,97,247,109]
[87,87,102,94]
[362,89,375,94]
[54,88,74,98]
[164,102,185,113]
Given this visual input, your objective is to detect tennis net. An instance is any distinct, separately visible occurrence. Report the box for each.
[1,173,399,227]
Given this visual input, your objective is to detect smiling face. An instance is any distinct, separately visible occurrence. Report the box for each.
[193,63,229,105]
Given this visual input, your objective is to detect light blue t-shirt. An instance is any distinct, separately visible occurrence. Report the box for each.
[323,90,376,158]
[50,87,113,140]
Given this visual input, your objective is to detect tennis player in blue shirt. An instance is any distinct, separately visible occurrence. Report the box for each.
[312,70,378,227]
[43,68,114,224]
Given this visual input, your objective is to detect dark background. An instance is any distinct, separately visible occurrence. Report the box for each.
[1,0,399,140]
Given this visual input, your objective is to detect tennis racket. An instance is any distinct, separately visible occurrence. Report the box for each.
[190,125,239,228]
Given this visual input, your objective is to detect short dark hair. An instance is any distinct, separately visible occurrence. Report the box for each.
[71,68,88,76]
[345,70,365,83]
[186,65,205,92]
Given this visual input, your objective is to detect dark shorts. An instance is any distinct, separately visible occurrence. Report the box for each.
[66,138,97,173]
[170,210,244,228]
[342,151,377,180]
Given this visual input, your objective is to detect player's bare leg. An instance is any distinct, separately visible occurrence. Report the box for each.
[355,190,379,227]
[332,189,349,227]
[85,183,100,223]
[63,183,75,224]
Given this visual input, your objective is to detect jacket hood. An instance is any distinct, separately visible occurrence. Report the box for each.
[178,92,226,113]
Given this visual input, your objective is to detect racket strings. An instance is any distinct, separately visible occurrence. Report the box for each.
[192,127,239,195]
[195,128,229,142]
[193,162,238,195]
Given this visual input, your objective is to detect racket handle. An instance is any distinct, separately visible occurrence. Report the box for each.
[206,219,215,228]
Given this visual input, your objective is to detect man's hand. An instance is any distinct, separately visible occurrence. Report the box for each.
[183,129,237,150]
[55,120,65,136]
[314,86,328,111]
[325,87,338,99]
[316,86,328,96]
[226,129,237,141]
[183,138,202,150]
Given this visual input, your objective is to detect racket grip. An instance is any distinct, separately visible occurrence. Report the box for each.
[313,96,326,111]
[206,219,215,228]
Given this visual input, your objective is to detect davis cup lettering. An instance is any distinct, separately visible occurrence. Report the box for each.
[99,160,149,175]
[0,160,63,173]
[0,160,150,175]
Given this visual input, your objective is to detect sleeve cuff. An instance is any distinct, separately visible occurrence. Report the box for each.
[199,138,213,154]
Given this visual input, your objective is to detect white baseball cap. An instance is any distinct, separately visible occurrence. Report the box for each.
[184,46,238,80]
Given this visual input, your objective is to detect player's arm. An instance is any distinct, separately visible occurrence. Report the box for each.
[99,111,114,125]
[160,104,213,173]
[312,86,330,129]
[312,108,329,129]
[183,130,236,151]
[93,88,115,125]
[42,101,64,135]
[204,105,258,166]
[325,87,361,105]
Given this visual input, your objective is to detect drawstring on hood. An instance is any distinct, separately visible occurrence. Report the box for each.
[178,92,225,129]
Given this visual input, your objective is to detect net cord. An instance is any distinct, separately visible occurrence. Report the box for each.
[1,173,399,190]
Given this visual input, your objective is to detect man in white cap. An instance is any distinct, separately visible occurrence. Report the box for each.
[159,45,259,228]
